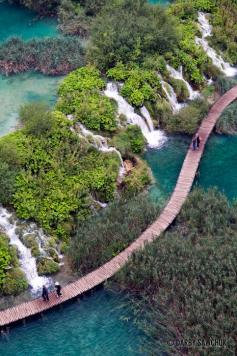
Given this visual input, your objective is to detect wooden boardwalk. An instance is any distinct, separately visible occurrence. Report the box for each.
[1,86,237,328]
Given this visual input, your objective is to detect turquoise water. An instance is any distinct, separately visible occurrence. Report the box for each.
[0,72,61,136]
[0,1,57,42]
[0,1,60,135]
[145,134,237,201]
[0,290,145,356]
[149,0,170,5]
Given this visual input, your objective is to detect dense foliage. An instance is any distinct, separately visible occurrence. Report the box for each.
[88,0,179,70]
[107,64,162,107]
[0,104,120,243]
[69,193,160,275]
[112,125,146,157]
[0,37,84,76]
[57,66,117,131]
[112,188,237,354]
[161,98,209,134]
[0,234,28,296]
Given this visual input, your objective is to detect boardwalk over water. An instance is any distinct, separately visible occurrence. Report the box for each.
[1,86,237,328]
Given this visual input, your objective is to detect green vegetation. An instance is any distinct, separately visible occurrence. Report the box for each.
[0,104,120,243]
[37,257,60,275]
[216,101,237,134]
[107,64,162,107]
[57,66,117,131]
[0,234,28,296]
[69,194,160,276]
[112,125,146,157]
[0,37,84,76]
[88,0,179,70]
[112,188,237,354]
[161,98,209,134]
[168,78,189,102]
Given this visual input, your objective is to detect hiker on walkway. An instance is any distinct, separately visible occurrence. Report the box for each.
[55,282,62,298]
[196,134,201,149]
[42,285,49,301]
[192,137,197,150]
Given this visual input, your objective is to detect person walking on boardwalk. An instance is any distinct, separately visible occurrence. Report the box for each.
[192,136,197,150]
[196,134,201,149]
[55,281,62,298]
[42,285,49,301]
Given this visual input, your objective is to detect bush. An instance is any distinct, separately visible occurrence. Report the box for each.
[123,158,152,197]
[57,66,117,131]
[69,193,160,276]
[108,64,162,107]
[112,125,146,157]
[20,103,54,137]
[1,268,28,296]
[162,98,209,134]
[37,258,60,275]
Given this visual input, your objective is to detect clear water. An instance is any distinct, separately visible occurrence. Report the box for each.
[144,134,237,201]
[0,1,58,42]
[0,1,61,135]
[0,72,61,136]
[0,289,146,356]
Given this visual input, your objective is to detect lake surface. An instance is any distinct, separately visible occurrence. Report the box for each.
[0,1,61,136]
[0,1,57,42]
[0,290,146,356]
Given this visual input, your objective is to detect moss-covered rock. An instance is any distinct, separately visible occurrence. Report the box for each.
[23,235,40,258]
[37,257,60,275]
[46,248,60,263]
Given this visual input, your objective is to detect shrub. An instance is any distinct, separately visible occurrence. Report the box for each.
[1,268,28,296]
[58,66,117,132]
[112,125,146,157]
[162,98,209,134]
[123,158,152,197]
[216,101,237,134]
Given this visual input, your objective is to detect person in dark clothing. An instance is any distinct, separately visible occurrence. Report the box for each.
[196,134,201,149]
[192,137,197,150]
[42,285,49,301]
[55,282,62,298]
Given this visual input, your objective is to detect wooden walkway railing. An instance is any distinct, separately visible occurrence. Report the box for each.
[1,86,237,328]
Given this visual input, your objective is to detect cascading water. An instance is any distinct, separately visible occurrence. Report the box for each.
[104,82,167,149]
[166,65,200,100]
[76,123,126,182]
[160,80,185,112]
[196,12,237,77]
[0,207,51,294]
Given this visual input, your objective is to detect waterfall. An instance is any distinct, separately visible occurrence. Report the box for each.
[0,207,51,294]
[76,123,126,182]
[166,65,200,100]
[160,80,185,112]
[104,82,167,149]
[196,12,237,77]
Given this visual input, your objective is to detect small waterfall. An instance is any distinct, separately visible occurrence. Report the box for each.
[196,12,237,77]
[77,123,126,182]
[0,207,51,294]
[104,83,167,149]
[160,80,185,112]
[166,65,200,100]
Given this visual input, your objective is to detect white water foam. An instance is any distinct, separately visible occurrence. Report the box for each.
[160,80,186,112]
[166,65,200,100]
[196,12,237,77]
[104,82,167,149]
[0,207,51,294]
